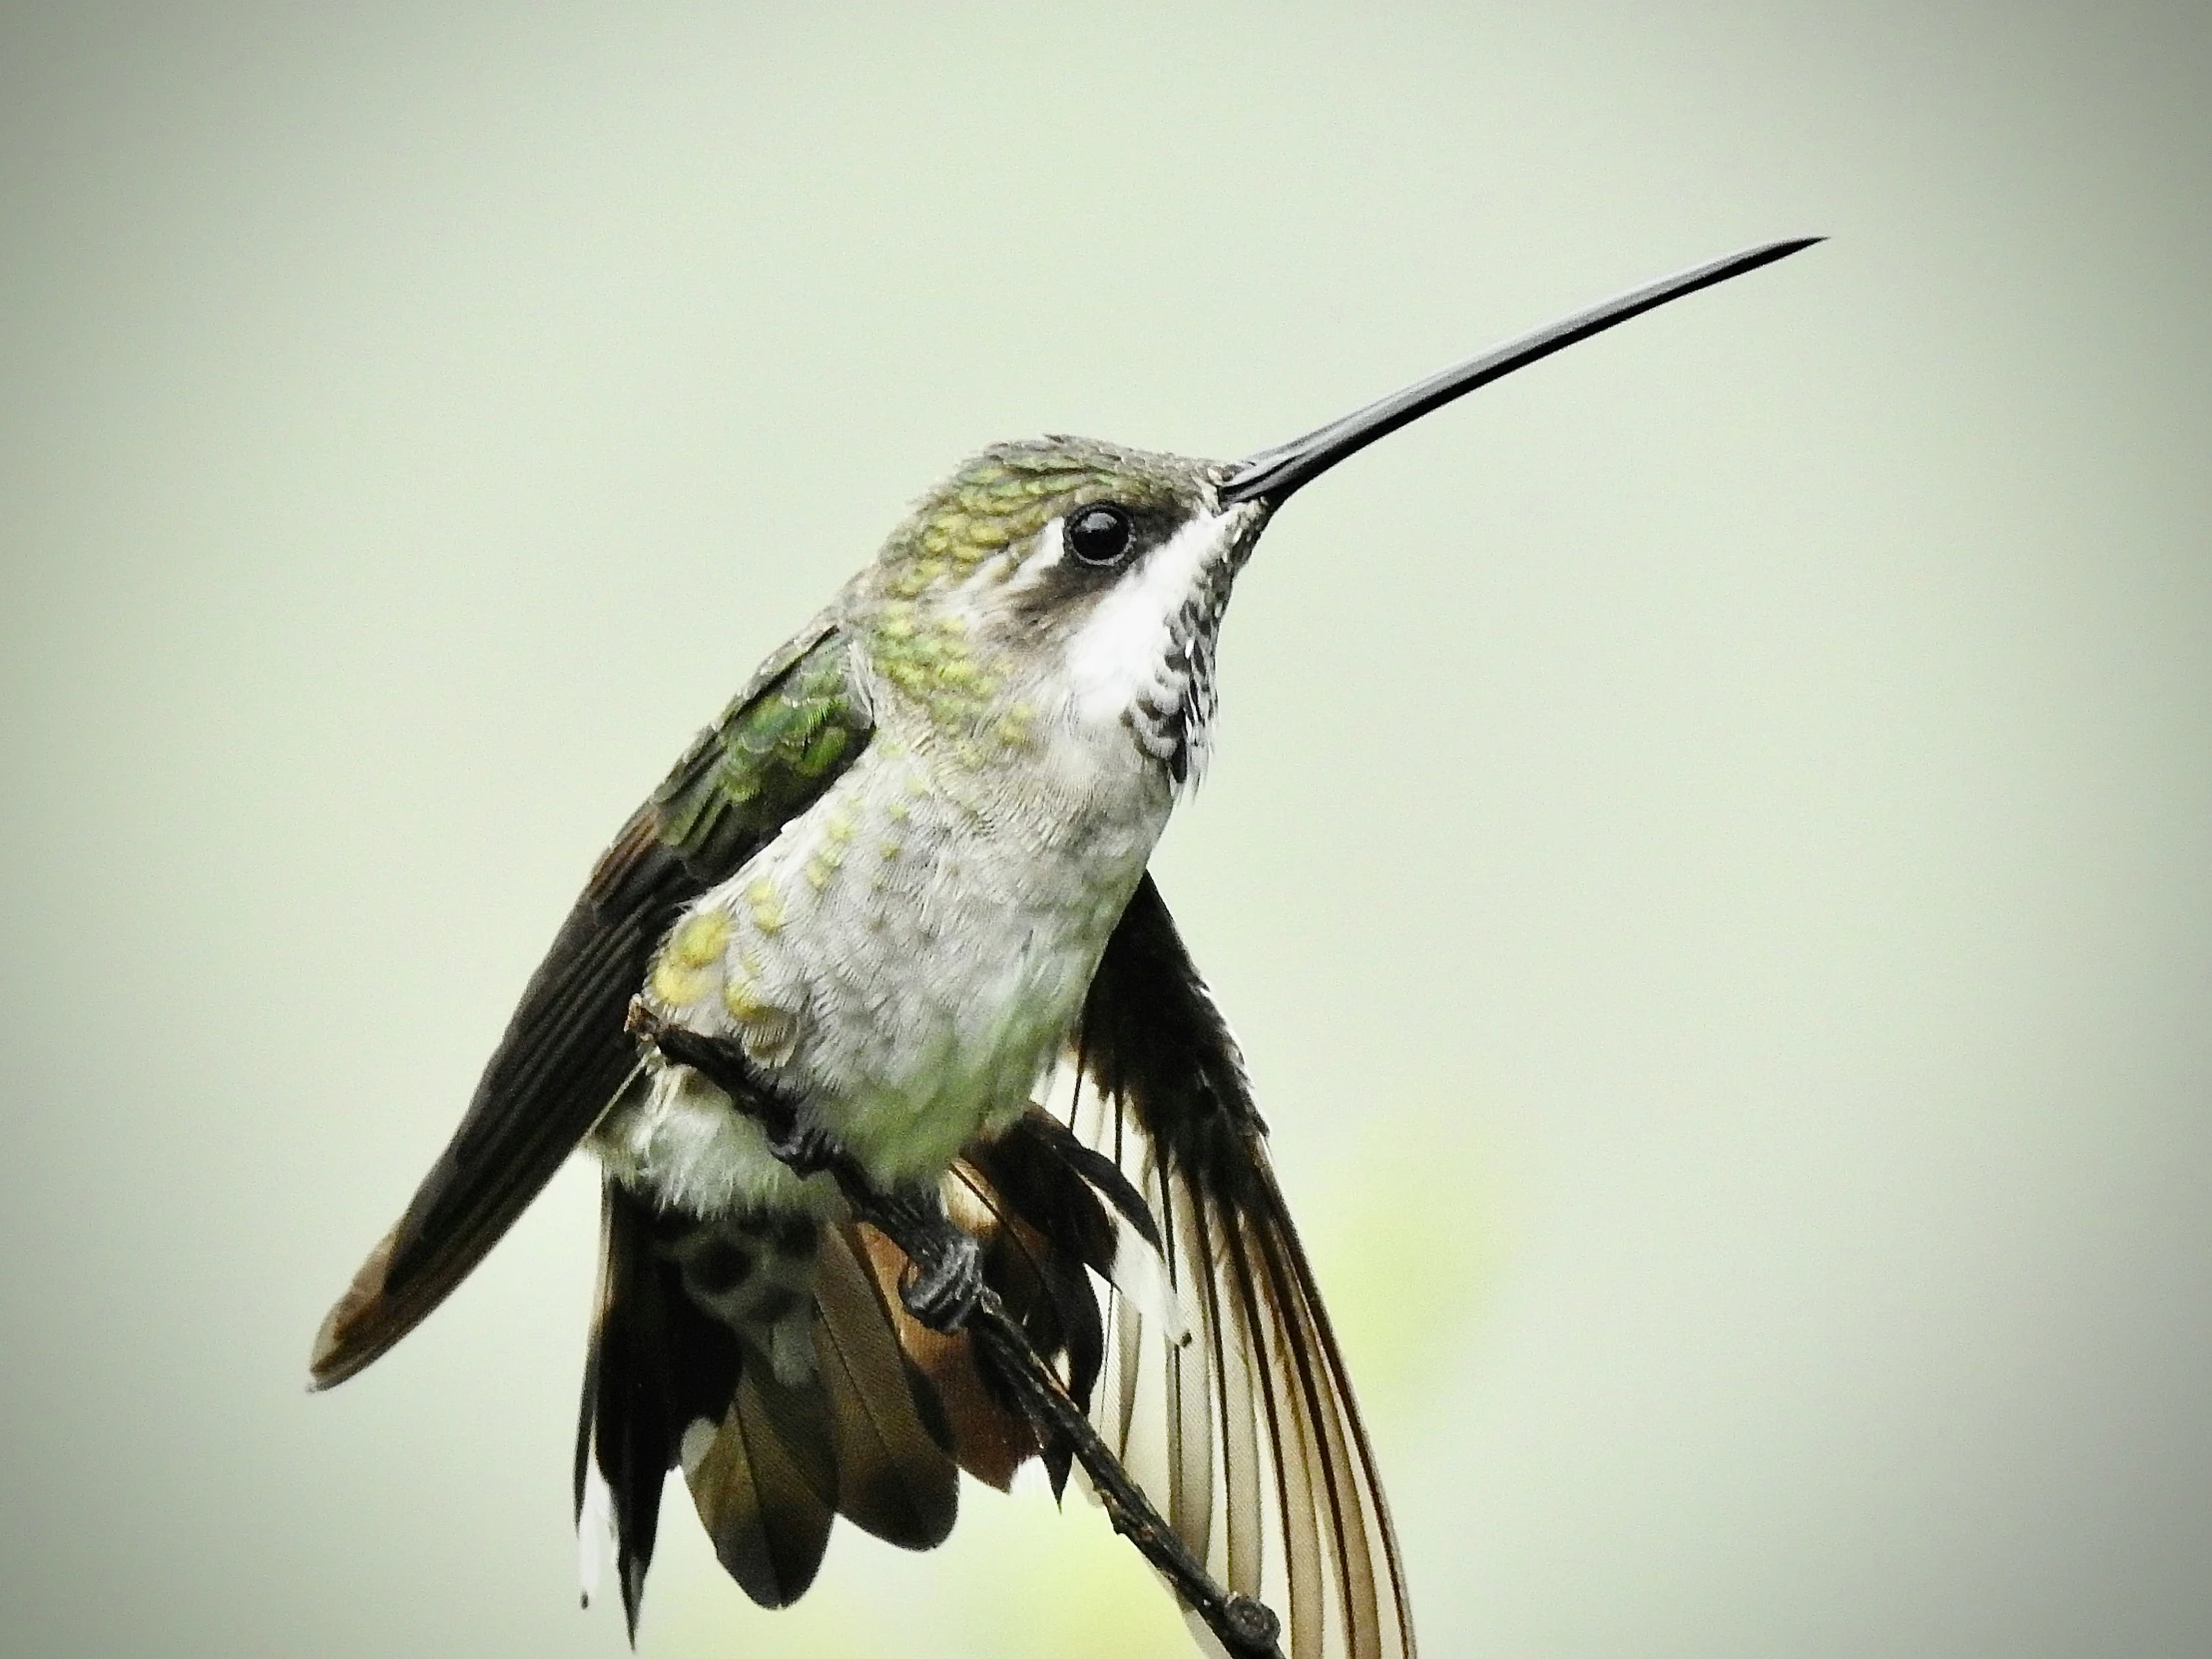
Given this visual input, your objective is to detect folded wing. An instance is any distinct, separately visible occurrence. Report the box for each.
[309,615,870,1388]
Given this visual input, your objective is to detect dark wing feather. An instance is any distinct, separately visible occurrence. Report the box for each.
[310,811,686,1390]
[309,616,867,1389]
[1074,872,1415,1659]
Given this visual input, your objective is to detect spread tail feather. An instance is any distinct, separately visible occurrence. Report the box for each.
[573,1182,966,1635]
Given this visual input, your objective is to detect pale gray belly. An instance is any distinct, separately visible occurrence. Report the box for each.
[595,737,1167,1216]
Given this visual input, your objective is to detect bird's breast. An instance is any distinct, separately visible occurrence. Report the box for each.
[607,721,1171,1210]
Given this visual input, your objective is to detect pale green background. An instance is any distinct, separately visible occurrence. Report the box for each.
[3,4,2206,1656]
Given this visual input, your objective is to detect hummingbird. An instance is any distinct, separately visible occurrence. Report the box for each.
[310,238,1818,1659]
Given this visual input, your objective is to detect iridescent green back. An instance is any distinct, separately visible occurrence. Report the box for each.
[654,623,872,880]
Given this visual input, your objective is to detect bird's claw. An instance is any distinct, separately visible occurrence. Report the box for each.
[767,1120,843,1180]
[899,1225,983,1334]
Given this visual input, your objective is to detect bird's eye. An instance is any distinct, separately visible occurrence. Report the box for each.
[1066,503,1135,567]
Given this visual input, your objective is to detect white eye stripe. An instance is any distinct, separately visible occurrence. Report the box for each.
[990,514,1068,601]
[1063,507,1234,727]
[1036,514,1070,570]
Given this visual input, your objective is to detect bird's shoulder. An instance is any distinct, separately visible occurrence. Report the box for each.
[645,610,876,887]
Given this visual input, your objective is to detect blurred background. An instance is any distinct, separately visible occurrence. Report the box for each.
[2,3,2207,1656]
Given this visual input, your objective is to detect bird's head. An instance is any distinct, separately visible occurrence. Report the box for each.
[855,239,1819,786]
[861,438,1264,785]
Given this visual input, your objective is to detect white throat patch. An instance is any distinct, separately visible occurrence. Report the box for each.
[1062,505,1248,784]
[1065,508,1231,727]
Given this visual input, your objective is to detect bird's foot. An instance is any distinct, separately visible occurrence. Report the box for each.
[856,1186,982,1334]
[894,1216,983,1334]
[765,1120,843,1180]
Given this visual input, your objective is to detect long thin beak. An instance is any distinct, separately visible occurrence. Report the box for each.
[1217,237,1822,509]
